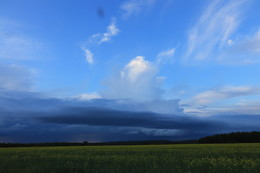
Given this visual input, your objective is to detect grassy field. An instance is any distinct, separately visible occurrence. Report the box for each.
[0,143,259,173]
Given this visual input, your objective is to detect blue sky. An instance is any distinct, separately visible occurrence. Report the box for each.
[0,0,260,142]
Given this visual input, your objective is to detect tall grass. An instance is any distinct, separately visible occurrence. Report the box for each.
[0,143,259,173]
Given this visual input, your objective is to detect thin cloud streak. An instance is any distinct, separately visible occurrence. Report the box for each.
[192,86,260,105]
[73,93,101,100]
[156,48,175,64]
[120,0,156,19]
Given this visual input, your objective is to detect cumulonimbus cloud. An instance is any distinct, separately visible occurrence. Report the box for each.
[101,56,164,100]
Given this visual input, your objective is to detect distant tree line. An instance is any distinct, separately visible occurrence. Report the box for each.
[0,141,89,148]
[199,131,260,143]
[0,131,259,147]
[0,140,197,147]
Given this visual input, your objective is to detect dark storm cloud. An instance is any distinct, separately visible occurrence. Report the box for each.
[38,107,223,131]
[0,89,259,143]
[0,88,89,112]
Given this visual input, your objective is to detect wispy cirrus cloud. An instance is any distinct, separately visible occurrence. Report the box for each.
[184,0,248,63]
[156,48,175,64]
[120,0,156,19]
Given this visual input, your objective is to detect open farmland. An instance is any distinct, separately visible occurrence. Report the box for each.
[0,143,260,173]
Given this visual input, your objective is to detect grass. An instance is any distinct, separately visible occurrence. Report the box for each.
[0,143,259,173]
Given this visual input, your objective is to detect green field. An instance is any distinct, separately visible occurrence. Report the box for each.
[0,143,259,173]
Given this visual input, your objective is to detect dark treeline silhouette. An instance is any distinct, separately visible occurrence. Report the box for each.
[199,131,260,143]
[0,141,89,148]
[0,131,259,147]
[0,140,197,148]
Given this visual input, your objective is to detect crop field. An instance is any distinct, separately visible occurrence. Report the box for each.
[0,143,259,173]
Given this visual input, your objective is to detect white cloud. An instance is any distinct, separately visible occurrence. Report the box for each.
[101,56,164,100]
[183,85,260,116]
[82,19,119,65]
[89,19,120,44]
[73,92,101,100]
[122,56,152,81]
[121,0,155,19]
[185,100,260,116]
[100,19,120,43]
[0,64,35,91]
[184,0,247,62]
[0,18,42,60]
[82,48,94,64]
[156,48,175,64]
[192,86,260,105]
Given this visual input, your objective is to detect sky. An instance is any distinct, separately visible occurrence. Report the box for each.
[0,0,260,143]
